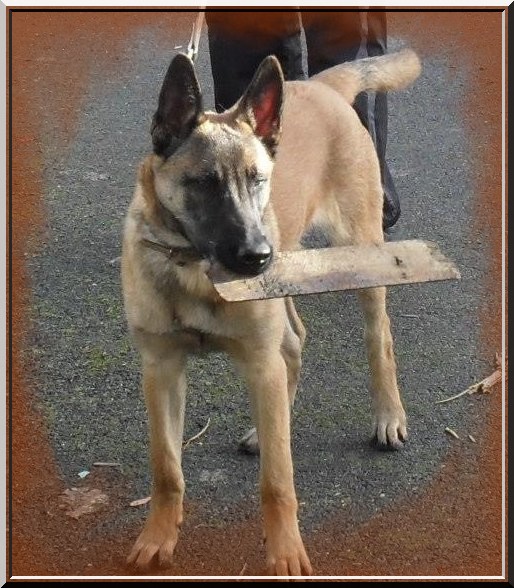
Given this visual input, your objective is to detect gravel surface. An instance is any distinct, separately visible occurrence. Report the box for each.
[25,23,490,530]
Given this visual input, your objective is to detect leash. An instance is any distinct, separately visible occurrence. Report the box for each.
[141,13,206,267]
[144,11,205,264]
[186,9,205,63]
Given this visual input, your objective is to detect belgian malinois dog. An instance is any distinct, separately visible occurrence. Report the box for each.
[122,49,421,576]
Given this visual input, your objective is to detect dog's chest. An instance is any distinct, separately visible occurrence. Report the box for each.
[170,298,237,352]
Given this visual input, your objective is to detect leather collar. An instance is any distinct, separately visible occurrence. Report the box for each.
[140,238,203,265]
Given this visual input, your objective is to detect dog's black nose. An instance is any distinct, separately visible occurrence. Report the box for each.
[216,238,273,276]
[237,241,272,271]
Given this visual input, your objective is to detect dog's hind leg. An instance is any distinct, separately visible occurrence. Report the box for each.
[282,297,305,408]
[285,296,306,347]
[329,229,407,447]
[357,286,407,449]
[325,177,407,449]
[239,297,305,455]
[127,333,187,569]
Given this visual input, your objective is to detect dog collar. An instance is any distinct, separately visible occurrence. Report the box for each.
[140,238,203,265]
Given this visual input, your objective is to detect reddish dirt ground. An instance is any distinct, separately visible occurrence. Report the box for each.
[7,9,506,581]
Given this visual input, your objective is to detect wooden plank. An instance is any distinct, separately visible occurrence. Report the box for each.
[208,240,460,302]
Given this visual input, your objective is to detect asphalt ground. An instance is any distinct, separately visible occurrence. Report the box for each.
[11,10,504,578]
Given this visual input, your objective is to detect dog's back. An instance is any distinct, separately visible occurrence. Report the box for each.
[271,49,421,250]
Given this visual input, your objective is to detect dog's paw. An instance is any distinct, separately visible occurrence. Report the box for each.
[127,510,181,569]
[238,427,260,455]
[265,535,313,577]
[371,405,407,451]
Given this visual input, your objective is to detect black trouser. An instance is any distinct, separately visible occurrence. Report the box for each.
[206,10,400,229]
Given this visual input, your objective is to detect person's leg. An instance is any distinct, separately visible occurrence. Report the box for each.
[206,11,304,112]
[303,11,400,230]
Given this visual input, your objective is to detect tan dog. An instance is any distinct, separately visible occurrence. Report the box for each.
[122,49,421,576]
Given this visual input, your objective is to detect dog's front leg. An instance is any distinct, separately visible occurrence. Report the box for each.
[235,346,312,577]
[127,342,187,569]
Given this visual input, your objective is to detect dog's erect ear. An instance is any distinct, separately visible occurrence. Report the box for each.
[237,56,284,156]
[151,53,203,157]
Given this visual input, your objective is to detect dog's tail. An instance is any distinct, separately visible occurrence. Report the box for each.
[312,49,421,104]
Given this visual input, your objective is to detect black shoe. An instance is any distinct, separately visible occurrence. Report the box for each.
[382,164,401,231]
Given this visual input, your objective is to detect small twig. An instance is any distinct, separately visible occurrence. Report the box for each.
[468,434,476,443]
[93,462,121,467]
[239,562,248,577]
[445,427,460,439]
[183,417,211,449]
[436,384,480,404]
[130,496,151,507]
[436,354,504,404]
[400,313,420,319]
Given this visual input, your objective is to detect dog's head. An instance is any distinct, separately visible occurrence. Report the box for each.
[149,53,284,276]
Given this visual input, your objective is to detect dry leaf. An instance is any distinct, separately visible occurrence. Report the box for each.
[59,487,108,519]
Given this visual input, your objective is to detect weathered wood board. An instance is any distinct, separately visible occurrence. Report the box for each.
[208,240,460,302]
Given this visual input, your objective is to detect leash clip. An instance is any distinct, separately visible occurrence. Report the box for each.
[186,10,205,63]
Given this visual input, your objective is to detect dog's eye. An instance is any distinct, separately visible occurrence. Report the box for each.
[247,168,267,187]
